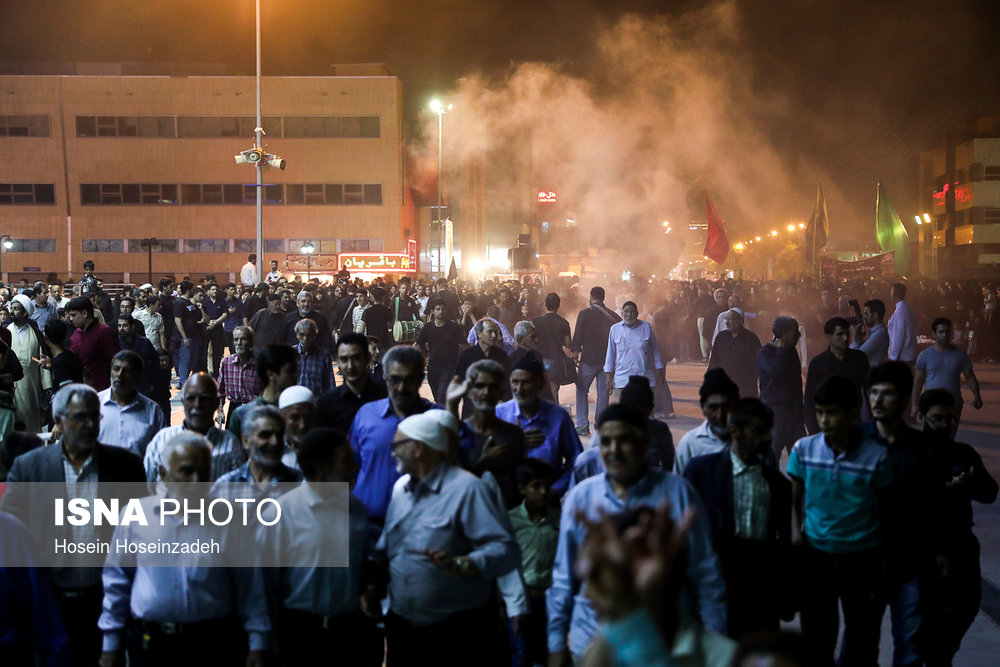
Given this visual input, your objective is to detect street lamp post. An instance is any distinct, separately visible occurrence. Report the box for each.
[301,241,315,281]
[0,235,12,283]
[140,237,159,285]
[429,99,452,276]
[255,0,264,283]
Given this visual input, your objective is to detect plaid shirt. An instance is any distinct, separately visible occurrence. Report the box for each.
[218,353,261,405]
[296,344,334,397]
[730,450,770,542]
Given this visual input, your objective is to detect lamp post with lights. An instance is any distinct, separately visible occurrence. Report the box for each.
[429,98,452,276]
[300,241,315,281]
[0,235,13,282]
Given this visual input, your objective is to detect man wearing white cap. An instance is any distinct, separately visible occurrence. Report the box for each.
[278,384,315,469]
[7,293,51,433]
[377,410,520,665]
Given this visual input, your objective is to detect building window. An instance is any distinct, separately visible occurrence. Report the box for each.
[340,239,384,252]
[183,239,229,253]
[0,183,55,205]
[283,116,380,138]
[76,116,176,138]
[0,115,50,137]
[128,239,178,253]
[80,184,176,205]
[6,238,56,252]
[986,167,1000,182]
[984,208,1000,222]
[82,239,124,253]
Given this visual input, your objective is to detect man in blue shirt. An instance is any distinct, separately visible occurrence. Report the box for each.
[496,354,581,496]
[603,301,665,400]
[350,345,438,526]
[98,350,165,454]
[912,317,983,425]
[547,405,726,664]
[788,375,892,666]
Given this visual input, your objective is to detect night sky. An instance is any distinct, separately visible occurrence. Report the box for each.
[2,0,999,250]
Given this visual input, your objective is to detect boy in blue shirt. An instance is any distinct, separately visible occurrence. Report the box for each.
[788,375,892,666]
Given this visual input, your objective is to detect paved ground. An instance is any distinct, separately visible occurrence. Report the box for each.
[171,359,1000,664]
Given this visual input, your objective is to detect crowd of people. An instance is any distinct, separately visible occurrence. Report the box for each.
[0,258,998,666]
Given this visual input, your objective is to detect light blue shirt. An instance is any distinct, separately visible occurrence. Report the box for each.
[98,388,165,455]
[98,495,270,652]
[546,469,727,656]
[495,398,582,496]
[850,322,889,367]
[603,320,664,389]
[143,425,246,490]
[259,483,369,616]
[375,462,521,626]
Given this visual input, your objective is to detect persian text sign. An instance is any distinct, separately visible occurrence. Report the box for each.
[338,253,415,273]
[537,190,557,203]
[819,251,896,280]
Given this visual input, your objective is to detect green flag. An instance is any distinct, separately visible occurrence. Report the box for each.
[874,182,911,274]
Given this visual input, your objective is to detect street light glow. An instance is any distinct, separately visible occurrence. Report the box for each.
[787,224,796,232]
[923,213,932,223]
[914,215,922,225]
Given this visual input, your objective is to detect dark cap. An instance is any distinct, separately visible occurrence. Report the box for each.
[265,292,281,302]
[596,404,648,431]
[511,353,545,377]
[619,375,654,408]
[699,368,739,401]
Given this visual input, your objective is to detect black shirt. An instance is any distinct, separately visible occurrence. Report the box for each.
[361,304,394,351]
[455,344,511,381]
[572,304,621,366]
[803,348,870,434]
[708,329,762,399]
[172,297,204,343]
[391,296,420,323]
[532,312,571,362]
[248,309,286,352]
[283,309,334,350]
[316,380,389,434]
[416,320,465,371]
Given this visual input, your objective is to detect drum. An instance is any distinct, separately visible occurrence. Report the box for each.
[393,319,424,343]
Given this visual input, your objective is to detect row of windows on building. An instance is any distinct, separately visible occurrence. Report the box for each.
[3,238,385,254]
[0,114,381,139]
[0,183,383,206]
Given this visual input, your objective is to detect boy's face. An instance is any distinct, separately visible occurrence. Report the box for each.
[816,404,851,436]
[869,382,904,421]
[518,478,550,509]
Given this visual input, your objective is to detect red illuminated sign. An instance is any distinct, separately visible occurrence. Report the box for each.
[537,190,557,203]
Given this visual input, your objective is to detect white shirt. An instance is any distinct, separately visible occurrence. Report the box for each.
[240,261,258,287]
[673,420,728,474]
[888,299,919,362]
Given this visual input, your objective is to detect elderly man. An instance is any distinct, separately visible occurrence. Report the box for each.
[215,404,302,492]
[317,332,388,433]
[143,372,245,485]
[509,320,554,401]
[674,368,739,473]
[261,427,381,665]
[377,411,521,666]
[7,293,51,433]
[350,345,438,527]
[218,325,261,424]
[67,295,120,392]
[98,350,165,454]
[248,293,286,353]
[455,317,511,381]
[446,359,527,509]
[496,355,581,497]
[1,384,144,667]
[293,318,334,397]
[604,301,670,412]
[284,290,333,351]
[708,308,761,398]
[547,405,727,665]
[758,316,805,462]
[99,433,269,667]
[276,384,315,470]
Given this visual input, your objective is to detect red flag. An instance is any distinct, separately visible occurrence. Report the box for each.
[703,192,730,264]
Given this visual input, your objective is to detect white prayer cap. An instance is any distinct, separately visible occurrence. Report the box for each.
[424,409,459,436]
[11,294,34,317]
[397,412,448,452]
[725,308,745,320]
[278,385,315,409]
[139,283,153,291]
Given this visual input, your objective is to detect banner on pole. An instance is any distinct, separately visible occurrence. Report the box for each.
[819,252,896,280]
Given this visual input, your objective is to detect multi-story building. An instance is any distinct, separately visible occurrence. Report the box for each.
[917,115,1000,277]
[0,62,409,285]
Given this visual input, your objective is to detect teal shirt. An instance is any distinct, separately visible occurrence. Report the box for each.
[787,432,892,553]
[507,501,560,589]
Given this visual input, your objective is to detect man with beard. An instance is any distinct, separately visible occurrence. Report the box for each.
[216,405,302,492]
[350,345,438,527]
[803,317,870,434]
[98,350,165,454]
[916,388,998,665]
[547,405,726,666]
[496,355,581,498]
[757,316,804,463]
[248,293,285,353]
[850,299,890,367]
[376,411,520,666]
[1,384,144,667]
[7,293,51,434]
[218,326,261,425]
[445,359,527,509]
[863,361,937,667]
[316,332,387,434]
[116,315,159,400]
[683,398,792,637]
[277,385,315,470]
[708,308,761,398]
[604,301,668,410]
[455,318,511,387]
[143,372,246,485]
[674,368,738,474]
[292,319,334,397]
[67,295,119,393]
[284,291,333,352]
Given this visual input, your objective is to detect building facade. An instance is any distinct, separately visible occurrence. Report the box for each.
[0,63,407,285]
[917,115,1000,277]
